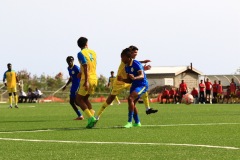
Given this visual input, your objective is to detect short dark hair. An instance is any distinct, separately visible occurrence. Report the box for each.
[7,63,11,66]
[66,56,74,63]
[110,71,114,73]
[121,48,131,58]
[129,45,138,51]
[77,37,88,49]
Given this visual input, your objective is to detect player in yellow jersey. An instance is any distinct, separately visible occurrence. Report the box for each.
[3,63,20,108]
[108,71,121,105]
[75,37,97,128]
[95,46,158,123]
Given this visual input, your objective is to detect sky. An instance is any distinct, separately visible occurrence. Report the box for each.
[1,0,240,80]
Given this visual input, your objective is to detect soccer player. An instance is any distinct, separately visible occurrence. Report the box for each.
[204,78,212,103]
[199,79,205,104]
[108,71,120,105]
[118,47,148,128]
[75,37,97,128]
[95,46,157,122]
[62,56,84,120]
[3,63,20,108]
[230,78,237,103]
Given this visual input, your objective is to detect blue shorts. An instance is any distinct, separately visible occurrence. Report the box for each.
[70,86,78,99]
[130,85,148,99]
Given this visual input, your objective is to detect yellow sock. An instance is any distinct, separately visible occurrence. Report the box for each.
[14,95,18,105]
[142,92,150,109]
[9,96,13,106]
[90,109,95,115]
[84,109,93,118]
[115,96,120,103]
[97,102,109,118]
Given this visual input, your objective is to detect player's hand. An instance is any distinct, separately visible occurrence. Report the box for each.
[142,60,151,63]
[62,85,66,91]
[117,76,123,81]
[144,64,151,71]
[84,81,89,91]
[128,74,135,80]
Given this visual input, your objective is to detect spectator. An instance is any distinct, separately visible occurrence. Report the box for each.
[191,87,199,104]
[199,79,205,104]
[230,78,237,103]
[222,86,231,104]
[204,78,212,103]
[179,80,188,103]
[160,87,170,104]
[217,80,223,103]
[212,80,218,103]
[27,88,35,103]
[169,87,176,103]
[18,88,28,103]
[34,88,43,102]
[236,86,240,103]
[174,88,181,104]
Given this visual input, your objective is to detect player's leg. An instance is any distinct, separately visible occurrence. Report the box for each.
[114,96,121,105]
[141,92,158,114]
[133,104,141,127]
[96,94,116,120]
[124,91,138,128]
[13,92,18,108]
[70,97,84,120]
[76,81,95,128]
[8,92,13,108]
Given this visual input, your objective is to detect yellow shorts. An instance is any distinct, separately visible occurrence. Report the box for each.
[7,87,17,93]
[77,79,98,96]
[111,82,131,95]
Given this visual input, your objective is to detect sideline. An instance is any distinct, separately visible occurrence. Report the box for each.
[0,137,239,150]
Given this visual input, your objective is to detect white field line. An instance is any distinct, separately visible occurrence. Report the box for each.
[0,137,239,150]
[0,123,239,133]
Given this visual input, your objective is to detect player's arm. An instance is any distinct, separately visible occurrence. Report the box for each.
[117,75,132,83]
[3,73,7,87]
[129,70,144,81]
[139,60,151,63]
[107,77,111,87]
[78,51,89,91]
[62,77,72,91]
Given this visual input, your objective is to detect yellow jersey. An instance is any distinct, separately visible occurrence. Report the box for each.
[3,70,17,88]
[77,48,97,80]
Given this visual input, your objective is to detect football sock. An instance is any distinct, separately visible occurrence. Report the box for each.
[14,95,18,105]
[96,102,109,118]
[9,96,13,106]
[142,92,150,109]
[115,96,120,103]
[84,109,93,118]
[133,113,140,124]
[128,111,134,123]
[76,110,82,117]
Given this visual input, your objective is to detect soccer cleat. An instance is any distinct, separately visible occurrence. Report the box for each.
[74,116,84,120]
[92,117,99,127]
[15,105,19,108]
[118,102,121,105]
[9,105,12,109]
[124,122,133,128]
[133,122,142,127]
[86,116,97,129]
[146,108,158,115]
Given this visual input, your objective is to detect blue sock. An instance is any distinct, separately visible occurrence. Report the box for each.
[133,113,140,124]
[128,111,134,123]
[76,110,82,117]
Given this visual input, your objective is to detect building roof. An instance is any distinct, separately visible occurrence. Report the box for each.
[145,66,203,76]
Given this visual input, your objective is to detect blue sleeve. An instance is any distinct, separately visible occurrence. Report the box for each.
[75,65,80,74]
[77,51,87,65]
[3,72,6,81]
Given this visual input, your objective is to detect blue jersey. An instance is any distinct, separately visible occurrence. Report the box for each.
[67,64,80,96]
[125,59,148,88]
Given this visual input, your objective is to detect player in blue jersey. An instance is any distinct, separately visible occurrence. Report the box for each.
[118,48,149,128]
[62,56,84,120]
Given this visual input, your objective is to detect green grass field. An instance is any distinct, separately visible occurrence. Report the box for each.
[0,102,239,160]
